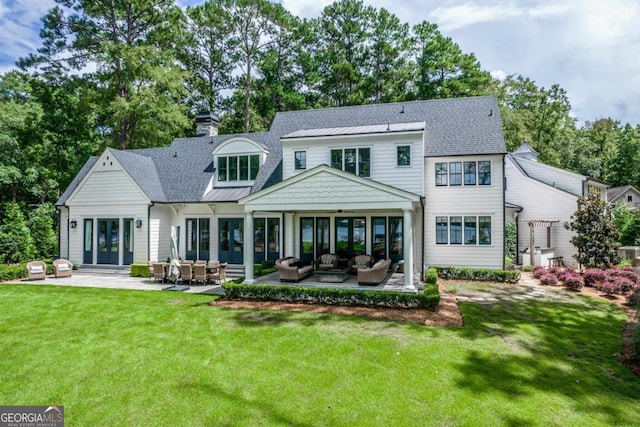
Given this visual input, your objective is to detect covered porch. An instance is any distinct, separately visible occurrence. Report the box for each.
[239,165,423,290]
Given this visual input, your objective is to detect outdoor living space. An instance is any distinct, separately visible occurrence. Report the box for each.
[253,268,423,293]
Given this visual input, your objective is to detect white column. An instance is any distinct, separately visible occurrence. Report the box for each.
[403,208,416,291]
[243,211,255,284]
[284,212,295,257]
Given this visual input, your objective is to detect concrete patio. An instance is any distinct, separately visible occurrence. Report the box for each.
[9,267,423,294]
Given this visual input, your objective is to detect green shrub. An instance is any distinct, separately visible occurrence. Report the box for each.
[522,265,534,272]
[436,267,521,284]
[0,261,54,281]
[425,267,438,285]
[221,283,440,311]
[130,264,151,277]
[261,260,275,269]
[254,264,263,276]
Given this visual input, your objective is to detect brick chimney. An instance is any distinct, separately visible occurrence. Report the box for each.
[195,111,220,136]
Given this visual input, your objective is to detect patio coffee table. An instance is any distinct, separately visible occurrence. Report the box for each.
[314,267,350,283]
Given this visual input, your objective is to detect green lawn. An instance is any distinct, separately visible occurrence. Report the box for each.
[1,284,639,426]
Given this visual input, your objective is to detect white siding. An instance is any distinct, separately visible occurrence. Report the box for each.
[424,154,505,269]
[71,170,147,204]
[505,156,579,268]
[515,157,584,196]
[58,207,69,259]
[282,132,424,196]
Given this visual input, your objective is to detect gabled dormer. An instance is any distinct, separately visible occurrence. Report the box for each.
[212,137,269,188]
[512,140,539,161]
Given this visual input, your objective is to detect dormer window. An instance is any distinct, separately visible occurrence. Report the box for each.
[218,155,260,182]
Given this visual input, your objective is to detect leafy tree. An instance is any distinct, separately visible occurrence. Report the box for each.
[227,0,277,133]
[0,71,56,204]
[504,221,517,262]
[619,209,640,246]
[495,74,576,166]
[29,203,58,259]
[20,0,190,149]
[565,192,620,268]
[313,0,373,106]
[608,124,640,188]
[413,21,491,100]
[364,8,412,103]
[182,0,236,114]
[0,202,34,264]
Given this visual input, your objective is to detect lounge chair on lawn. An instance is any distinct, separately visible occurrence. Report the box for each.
[26,260,47,280]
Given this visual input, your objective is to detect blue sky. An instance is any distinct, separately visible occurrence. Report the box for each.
[1,0,639,126]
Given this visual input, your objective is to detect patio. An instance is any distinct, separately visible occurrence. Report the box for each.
[252,269,423,293]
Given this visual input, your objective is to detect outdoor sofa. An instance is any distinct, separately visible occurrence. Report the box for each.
[276,257,313,282]
[357,258,392,285]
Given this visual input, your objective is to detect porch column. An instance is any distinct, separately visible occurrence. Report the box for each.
[243,211,255,284]
[284,212,295,257]
[403,208,416,291]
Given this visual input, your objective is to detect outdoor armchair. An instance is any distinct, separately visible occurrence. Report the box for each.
[315,253,339,270]
[53,259,73,278]
[26,260,47,280]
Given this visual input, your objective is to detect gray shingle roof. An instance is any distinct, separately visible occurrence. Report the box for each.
[57,95,504,205]
[282,121,425,139]
[271,95,506,156]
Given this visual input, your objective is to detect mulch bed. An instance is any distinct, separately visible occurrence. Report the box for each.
[210,287,464,327]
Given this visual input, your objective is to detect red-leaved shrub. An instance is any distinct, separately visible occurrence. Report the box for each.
[606,275,635,293]
[539,273,558,286]
[627,285,640,307]
[564,274,584,292]
[532,266,546,279]
[582,269,608,287]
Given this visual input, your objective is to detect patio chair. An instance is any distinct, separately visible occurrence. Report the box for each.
[315,253,339,270]
[53,259,73,278]
[348,254,374,273]
[26,260,47,280]
[208,262,227,285]
[193,263,208,285]
[180,263,193,285]
[152,263,167,283]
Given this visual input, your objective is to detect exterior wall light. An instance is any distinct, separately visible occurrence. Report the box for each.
[135,219,143,228]
[70,220,77,229]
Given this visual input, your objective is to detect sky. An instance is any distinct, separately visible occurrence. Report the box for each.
[1,0,639,126]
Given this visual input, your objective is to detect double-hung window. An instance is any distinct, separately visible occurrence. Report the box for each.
[330,148,371,177]
[397,146,411,166]
[435,163,448,186]
[436,215,491,246]
[449,162,462,186]
[478,161,491,185]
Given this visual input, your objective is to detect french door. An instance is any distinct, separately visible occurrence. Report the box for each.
[219,218,243,264]
[300,217,330,265]
[186,218,210,261]
[254,218,280,263]
[335,217,366,260]
[97,219,119,264]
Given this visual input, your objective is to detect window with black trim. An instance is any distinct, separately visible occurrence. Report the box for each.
[218,154,260,182]
[464,162,476,185]
[330,148,370,177]
[478,161,491,185]
[436,215,492,246]
[449,162,462,186]
[397,145,411,166]
[295,151,306,170]
[435,163,448,186]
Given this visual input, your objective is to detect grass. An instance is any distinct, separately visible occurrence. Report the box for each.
[1,284,639,426]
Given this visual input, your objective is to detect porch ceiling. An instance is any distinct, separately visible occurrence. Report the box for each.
[240,164,421,212]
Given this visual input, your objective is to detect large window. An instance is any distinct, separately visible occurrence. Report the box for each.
[397,146,411,166]
[436,215,492,246]
[218,154,260,182]
[436,161,491,186]
[330,148,371,177]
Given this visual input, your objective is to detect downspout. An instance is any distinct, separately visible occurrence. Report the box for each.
[147,202,154,262]
[420,197,425,281]
[503,155,506,270]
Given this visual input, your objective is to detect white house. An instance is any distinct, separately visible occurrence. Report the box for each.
[56,95,508,287]
[608,185,640,210]
[505,141,609,268]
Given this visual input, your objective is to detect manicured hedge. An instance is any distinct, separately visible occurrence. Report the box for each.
[221,283,440,311]
[436,266,521,284]
[130,263,151,278]
[0,262,55,281]
[425,267,438,285]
